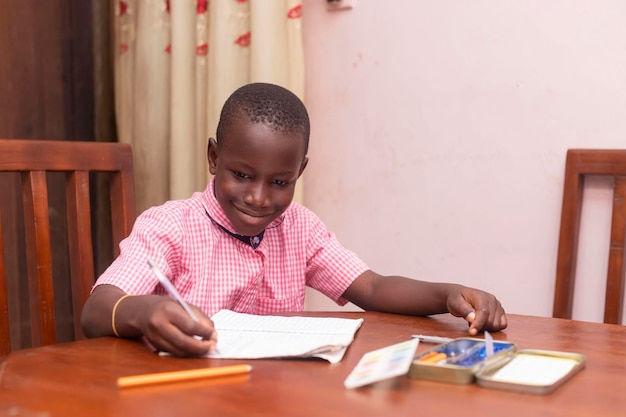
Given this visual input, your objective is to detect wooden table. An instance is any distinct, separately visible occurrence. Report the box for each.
[1,312,624,417]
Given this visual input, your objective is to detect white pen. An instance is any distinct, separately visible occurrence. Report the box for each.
[412,335,454,344]
[147,258,199,322]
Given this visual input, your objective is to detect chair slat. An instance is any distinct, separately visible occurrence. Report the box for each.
[0,215,9,356]
[22,171,57,346]
[110,151,135,258]
[605,177,626,324]
[65,171,94,340]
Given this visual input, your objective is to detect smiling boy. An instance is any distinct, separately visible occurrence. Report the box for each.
[81,83,507,357]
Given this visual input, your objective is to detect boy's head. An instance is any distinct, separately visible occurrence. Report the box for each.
[208,83,310,237]
[216,82,310,154]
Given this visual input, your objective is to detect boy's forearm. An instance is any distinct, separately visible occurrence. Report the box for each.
[81,284,130,338]
[344,271,457,316]
[370,276,457,316]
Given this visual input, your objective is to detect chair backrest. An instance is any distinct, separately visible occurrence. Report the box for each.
[554,149,626,324]
[0,139,136,355]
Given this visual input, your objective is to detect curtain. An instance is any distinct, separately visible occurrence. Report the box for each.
[113,0,304,213]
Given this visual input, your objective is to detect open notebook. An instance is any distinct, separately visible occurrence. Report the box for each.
[205,310,364,364]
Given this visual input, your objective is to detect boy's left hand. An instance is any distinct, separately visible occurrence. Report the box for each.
[446,287,508,335]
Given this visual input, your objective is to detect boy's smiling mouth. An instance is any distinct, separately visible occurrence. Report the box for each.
[231,204,278,233]
[234,205,272,219]
[230,205,275,236]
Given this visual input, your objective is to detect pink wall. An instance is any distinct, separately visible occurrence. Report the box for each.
[301,0,626,323]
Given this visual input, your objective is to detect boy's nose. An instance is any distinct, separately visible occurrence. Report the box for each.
[244,182,270,207]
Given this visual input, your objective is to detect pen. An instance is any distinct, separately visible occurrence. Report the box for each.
[412,335,454,344]
[117,364,252,388]
[147,258,199,322]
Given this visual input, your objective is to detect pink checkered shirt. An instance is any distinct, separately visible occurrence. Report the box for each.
[94,179,370,316]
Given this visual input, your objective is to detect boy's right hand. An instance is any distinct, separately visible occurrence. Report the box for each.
[80,285,217,358]
[136,296,218,357]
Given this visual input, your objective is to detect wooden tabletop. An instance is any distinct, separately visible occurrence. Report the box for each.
[1,311,624,417]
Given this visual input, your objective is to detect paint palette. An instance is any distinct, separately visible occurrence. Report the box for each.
[344,339,419,389]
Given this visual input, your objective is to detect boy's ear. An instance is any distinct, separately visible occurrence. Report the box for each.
[207,138,218,175]
[297,156,309,178]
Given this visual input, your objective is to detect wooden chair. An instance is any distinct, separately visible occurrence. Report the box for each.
[0,139,136,355]
[554,149,626,324]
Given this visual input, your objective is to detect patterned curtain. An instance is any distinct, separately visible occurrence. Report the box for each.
[113,0,304,213]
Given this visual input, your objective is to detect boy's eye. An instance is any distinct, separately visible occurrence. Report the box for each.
[233,171,250,180]
[272,179,288,187]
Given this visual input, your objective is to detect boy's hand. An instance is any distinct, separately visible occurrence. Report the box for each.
[138,296,218,357]
[446,287,507,335]
[81,285,218,357]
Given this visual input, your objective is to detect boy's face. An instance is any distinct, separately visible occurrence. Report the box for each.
[208,118,308,237]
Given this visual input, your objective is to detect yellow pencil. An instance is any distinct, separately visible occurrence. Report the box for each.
[117,364,252,388]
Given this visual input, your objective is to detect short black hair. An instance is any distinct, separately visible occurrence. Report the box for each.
[216,82,310,155]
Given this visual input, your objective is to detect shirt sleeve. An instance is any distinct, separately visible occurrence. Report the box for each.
[304,213,370,305]
[92,205,184,295]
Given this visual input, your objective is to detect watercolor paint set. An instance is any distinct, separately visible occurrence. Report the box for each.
[408,337,585,394]
[344,339,419,389]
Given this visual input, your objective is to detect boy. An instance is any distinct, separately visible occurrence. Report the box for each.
[81,83,507,357]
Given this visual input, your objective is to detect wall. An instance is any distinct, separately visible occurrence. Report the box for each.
[301,0,626,323]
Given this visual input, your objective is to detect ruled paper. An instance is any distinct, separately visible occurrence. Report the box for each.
[205,310,364,364]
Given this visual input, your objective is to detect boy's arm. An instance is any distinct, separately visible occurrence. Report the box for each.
[80,284,217,357]
[342,270,507,335]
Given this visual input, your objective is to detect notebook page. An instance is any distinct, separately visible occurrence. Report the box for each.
[206,310,364,363]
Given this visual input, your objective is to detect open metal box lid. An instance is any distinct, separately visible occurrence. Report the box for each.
[474,349,586,394]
